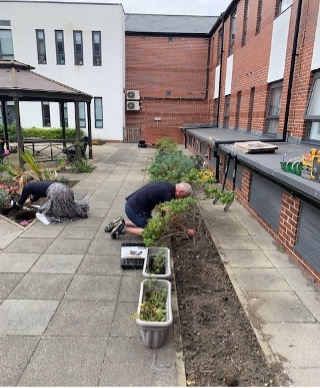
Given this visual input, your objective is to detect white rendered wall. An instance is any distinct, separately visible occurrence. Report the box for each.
[267,6,291,83]
[1,1,126,141]
[225,54,233,96]
[214,65,220,99]
[311,5,320,71]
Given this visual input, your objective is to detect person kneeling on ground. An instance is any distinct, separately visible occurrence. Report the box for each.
[104,181,195,239]
[16,172,89,224]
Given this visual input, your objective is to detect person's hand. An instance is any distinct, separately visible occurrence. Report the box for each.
[25,198,32,205]
[186,228,195,237]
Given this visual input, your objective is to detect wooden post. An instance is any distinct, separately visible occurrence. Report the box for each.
[13,96,24,168]
[74,101,81,161]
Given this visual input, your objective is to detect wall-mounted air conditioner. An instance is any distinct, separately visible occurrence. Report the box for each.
[126,101,140,111]
[126,90,140,100]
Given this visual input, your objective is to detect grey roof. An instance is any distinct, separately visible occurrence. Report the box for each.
[0,60,92,102]
[125,14,218,35]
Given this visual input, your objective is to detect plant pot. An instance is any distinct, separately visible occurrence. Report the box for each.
[136,279,173,349]
[142,247,171,279]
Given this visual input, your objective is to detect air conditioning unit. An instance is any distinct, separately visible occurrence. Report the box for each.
[126,90,140,100]
[126,101,140,111]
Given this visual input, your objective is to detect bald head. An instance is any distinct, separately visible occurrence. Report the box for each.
[175,182,192,199]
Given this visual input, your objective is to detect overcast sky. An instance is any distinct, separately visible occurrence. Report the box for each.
[15,0,231,16]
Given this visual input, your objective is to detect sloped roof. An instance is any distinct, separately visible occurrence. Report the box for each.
[0,60,92,102]
[125,14,218,35]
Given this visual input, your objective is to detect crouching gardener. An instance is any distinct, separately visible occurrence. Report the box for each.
[104,181,195,239]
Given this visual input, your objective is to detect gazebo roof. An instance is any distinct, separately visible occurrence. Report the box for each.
[0,60,92,102]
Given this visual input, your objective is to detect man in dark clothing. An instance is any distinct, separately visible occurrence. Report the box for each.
[105,181,192,239]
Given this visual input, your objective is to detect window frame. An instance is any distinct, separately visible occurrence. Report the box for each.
[217,28,223,66]
[0,29,14,59]
[36,29,46,64]
[265,81,283,135]
[305,72,320,143]
[235,91,242,130]
[41,101,51,127]
[248,87,255,132]
[92,31,102,66]
[94,97,103,128]
[223,95,231,129]
[55,30,65,65]
[79,102,86,128]
[256,0,263,34]
[241,0,249,46]
[73,30,83,65]
[228,9,237,56]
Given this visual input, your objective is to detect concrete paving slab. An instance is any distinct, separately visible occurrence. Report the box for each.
[8,273,72,300]
[0,252,40,272]
[87,207,110,218]
[278,268,317,291]
[4,238,53,253]
[264,249,299,268]
[87,238,122,255]
[264,323,320,369]
[223,249,273,268]
[18,337,107,386]
[0,299,59,335]
[30,253,83,274]
[0,273,24,298]
[246,291,316,323]
[44,238,91,254]
[215,234,259,250]
[285,367,320,387]
[110,302,140,337]
[64,274,121,301]
[0,336,40,386]
[233,268,292,291]
[253,234,280,250]
[77,254,123,276]
[45,300,116,337]
[118,274,144,303]
[58,225,98,239]
[99,336,177,387]
[21,223,65,238]
[295,290,320,323]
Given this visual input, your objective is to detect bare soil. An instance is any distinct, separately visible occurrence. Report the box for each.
[171,206,289,387]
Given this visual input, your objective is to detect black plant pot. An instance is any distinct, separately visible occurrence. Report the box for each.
[0,206,13,215]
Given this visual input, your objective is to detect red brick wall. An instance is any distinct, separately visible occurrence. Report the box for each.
[125,35,212,144]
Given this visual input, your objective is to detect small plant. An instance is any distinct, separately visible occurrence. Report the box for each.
[135,279,167,322]
[71,159,93,173]
[155,137,178,153]
[58,175,69,184]
[0,188,11,208]
[148,249,166,274]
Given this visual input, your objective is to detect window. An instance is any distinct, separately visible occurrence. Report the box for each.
[55,30,65,65]
[229,10,236,56]
[42,102,51,127]
[305,73,320,142]
[223,95,231,128]
[60,102,68,127]
[256,0,263,34]
[217,28,223,66]
[36,29,46,64]
[92,31,102,66]
[265,82,282,134]
[248,87,255,131]
[242,0,249,46]
[94,97,103,128]
[79,102,86,128]
[275,0,292,16]
[0,29,14,59]
[235,91,242,129]
[73,31,83,65]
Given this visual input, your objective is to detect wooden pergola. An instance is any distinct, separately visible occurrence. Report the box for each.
[0,60,93,166]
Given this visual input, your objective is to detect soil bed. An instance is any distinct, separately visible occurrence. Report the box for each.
[171,206,288,387]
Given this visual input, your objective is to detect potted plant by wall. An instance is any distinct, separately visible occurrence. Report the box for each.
[135,279,173,349]
[142,247,171,279]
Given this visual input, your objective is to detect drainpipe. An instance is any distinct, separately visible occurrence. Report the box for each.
[215,13,225,128]
[282,0,303,142]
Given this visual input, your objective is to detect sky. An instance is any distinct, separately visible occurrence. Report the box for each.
[16,0,231,16]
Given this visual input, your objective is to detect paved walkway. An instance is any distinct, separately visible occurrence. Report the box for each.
[0,143,320,386]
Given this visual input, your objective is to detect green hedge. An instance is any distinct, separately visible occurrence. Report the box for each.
[1,125,83,142]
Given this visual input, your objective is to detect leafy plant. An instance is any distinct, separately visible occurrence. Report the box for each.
[204,185,236,204]
[142,196,196,247]
[136,279,167,322]
[148,249,167,274]
[155,137,178,153]
[71,159,93,173]
[19,150,58,181]
[0,188,11,208]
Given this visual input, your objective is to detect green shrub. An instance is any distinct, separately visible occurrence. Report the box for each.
[155,137,178,153]
[71,159,93,173]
